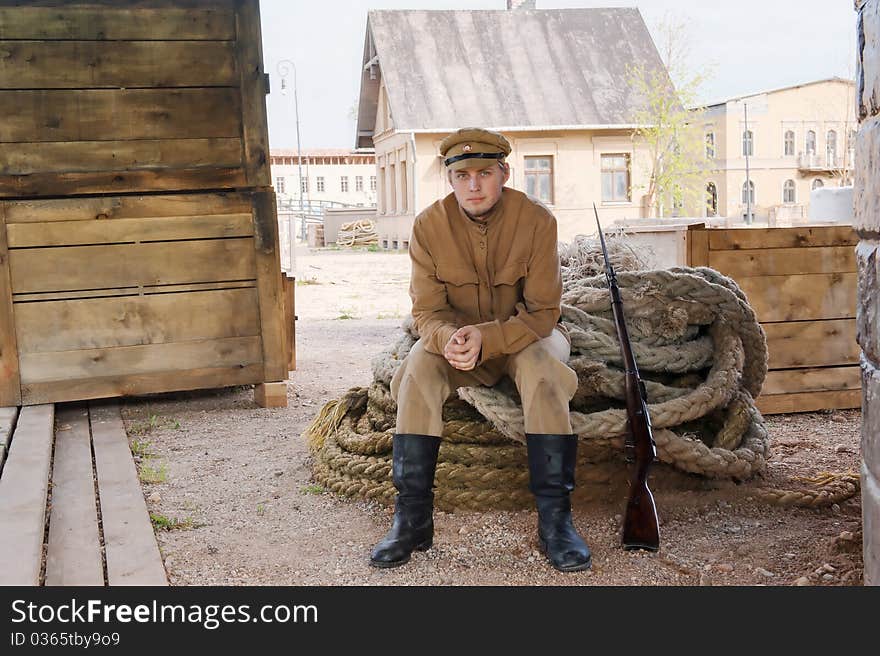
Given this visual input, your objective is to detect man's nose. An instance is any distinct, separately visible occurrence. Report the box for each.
[468,175,480,190]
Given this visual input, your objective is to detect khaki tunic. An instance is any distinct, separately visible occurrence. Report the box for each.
[408,187,568,386]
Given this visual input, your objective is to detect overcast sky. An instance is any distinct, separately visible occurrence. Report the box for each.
[260,0,858,150]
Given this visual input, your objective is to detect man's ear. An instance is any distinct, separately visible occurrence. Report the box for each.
[501,162,511,184]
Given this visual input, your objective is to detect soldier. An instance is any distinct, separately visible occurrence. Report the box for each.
[369,127,591,572]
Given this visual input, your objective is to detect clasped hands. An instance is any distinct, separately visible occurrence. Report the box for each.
[443,325,482,371]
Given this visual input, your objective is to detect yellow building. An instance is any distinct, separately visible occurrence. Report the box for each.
[699,78,856,223]
[354,7,672,246]
[270,149,377,209]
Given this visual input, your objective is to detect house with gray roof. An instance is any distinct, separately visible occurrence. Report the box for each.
[354,3,673,245]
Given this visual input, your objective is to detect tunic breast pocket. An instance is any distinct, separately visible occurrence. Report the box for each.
[492,262,527,312]
[436,264,479,310]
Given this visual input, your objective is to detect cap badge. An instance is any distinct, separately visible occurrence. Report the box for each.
[463,144,472,152]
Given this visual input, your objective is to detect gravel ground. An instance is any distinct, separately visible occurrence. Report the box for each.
[119,246,864,586]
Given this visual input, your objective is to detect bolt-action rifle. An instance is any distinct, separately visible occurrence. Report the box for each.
[593,203,660,551]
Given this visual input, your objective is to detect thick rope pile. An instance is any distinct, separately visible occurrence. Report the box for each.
[337,219,379,247]
[305,235,859,510]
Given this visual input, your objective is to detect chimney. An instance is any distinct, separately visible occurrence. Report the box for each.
[506,1,536,9]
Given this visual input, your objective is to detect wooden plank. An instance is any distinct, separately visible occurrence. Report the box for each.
[14,280,255,303]
[254,382,287,408]
[687,227,709,266]
[10,238,256,293]
[2,191,253,224]
[89,401,166,586]
[761,366,861,396]
[45,405,103,586]
[252,191,286,382]
[8,213,253,247]
[0,206,21,405]
[0,6,235,40]
[22,363,264,405]
[15,288,261,354]
[20,336,264,384]
[0,88,240,143]
[283,274,296,371]
[709,246,856,277]
[0,165,248,198]
[757,389,861,415]
[234,0,271,187]
[708,226,858,251]
[0,40,236,89]
[0,404,54,586]
[0,406,17,471]
[763,319,859,369]
[736,273,857,322]
[0,138,242,176]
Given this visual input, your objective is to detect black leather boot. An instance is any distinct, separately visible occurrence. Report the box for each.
[526,434,592,572]
[369,434,441,568]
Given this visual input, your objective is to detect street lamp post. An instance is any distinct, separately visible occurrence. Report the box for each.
[277,59,306,248]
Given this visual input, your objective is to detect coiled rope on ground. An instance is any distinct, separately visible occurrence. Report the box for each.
[305,235,859,510]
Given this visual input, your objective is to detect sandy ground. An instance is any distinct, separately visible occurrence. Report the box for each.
[120,243,864,586]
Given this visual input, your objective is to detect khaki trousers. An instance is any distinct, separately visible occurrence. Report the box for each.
[390,328,578,436]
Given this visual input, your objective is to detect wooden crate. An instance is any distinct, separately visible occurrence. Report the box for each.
[0,190,287,406]
[0,0,269,197]
[687,224,860,414]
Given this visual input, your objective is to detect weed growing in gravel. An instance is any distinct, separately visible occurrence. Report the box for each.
[296,275,320,286]
[139,459,168,484]
[129,414,180,435]
[300,484,325,495]
[130,439,153,458]
[150,513,194,531]
[335,308,357,320]
[376,310,403,319]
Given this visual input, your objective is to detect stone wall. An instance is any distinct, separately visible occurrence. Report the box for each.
[855,0,880,585]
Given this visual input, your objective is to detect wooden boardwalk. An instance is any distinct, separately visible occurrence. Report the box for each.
[0,401,166,586]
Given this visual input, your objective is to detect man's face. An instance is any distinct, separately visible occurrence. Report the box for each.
[448,163,510,218]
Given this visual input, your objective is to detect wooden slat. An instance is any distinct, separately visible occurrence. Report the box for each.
[235,0,271,187]
[89,401,166,586]
[0,165,247,197]
[2,191,253,224]
[736,273,857,322]
[8,213,253,247]
[687,227,709,266]
[757,389,861,414]
[252,191,286,381]
[0,40,236,89]
[0,6,235,40]
[45,405,103,586]
[0,138,242,176]
[708,226,858,250]
[283,274,296,371]
[10,238,256,293]
[0,88,240,143]
[22,363,264,405]
[16,288,261,353]
[0,206,21,405]
[0,404,54,586]
[14,280,255,303]
[0,406,17,470]
[763,319,859,369]
[20,335,263,384]
[709,246,856,277]
[761,366,861,396]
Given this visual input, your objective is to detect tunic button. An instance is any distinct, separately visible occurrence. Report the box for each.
[480,241,486,248]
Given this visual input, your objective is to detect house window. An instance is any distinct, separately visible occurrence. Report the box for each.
[812,178,824,190]
[601,154,630,202]
[388,163,396,213]
[826,130,837,166]
[783,179,796,204]
[300,177,307,193]
[742,180,755,204]
[784,130,795,156]
[806,130,816,154]
[275,177,285,194]
[316,176,325,192]
[706,182,717,217]
[400,163,408,213]
[341,176,349,192]
[705,132,715,158]
[356,176,364,192]
[370,175,377,191]
[524,156,554,203]
[742,130,753,157]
